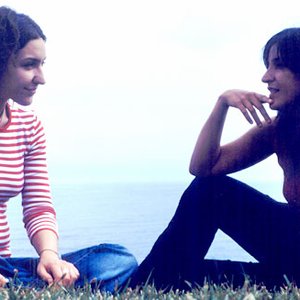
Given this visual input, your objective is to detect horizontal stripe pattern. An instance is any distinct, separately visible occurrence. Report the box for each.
[0,103,58,257]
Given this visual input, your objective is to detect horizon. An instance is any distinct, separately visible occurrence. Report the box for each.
[3,0,297,185]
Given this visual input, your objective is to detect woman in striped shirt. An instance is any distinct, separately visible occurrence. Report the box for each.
[0,6,81,287]
[0,6,137,290]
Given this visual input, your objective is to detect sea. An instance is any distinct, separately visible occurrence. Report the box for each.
[6,180,284,264]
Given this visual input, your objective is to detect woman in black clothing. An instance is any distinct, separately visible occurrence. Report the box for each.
[131,27,300,290]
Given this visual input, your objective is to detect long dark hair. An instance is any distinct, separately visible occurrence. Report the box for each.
[263,28,300,155]
[263,28,300,76]
[0,6,46,79]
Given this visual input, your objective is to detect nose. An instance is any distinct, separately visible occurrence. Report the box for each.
[261,68,273,83]
[33,67,46,85]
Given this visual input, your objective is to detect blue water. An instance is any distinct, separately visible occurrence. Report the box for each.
[6,180,284,263]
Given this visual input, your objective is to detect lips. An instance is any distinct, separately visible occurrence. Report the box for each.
[268,87,279,99]
[24,87,37,95]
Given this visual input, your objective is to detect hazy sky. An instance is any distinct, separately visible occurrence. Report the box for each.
[3,0,300,186]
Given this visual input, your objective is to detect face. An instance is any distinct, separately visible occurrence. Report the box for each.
[0,38,46,106]
[262,45,300,111]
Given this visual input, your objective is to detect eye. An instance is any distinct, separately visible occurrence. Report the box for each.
[275,62,285,69]
[273,58,285,69]
[22,62,35,69]
[21,59,43,70]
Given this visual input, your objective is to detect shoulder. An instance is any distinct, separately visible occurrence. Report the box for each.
[8,103,46,143]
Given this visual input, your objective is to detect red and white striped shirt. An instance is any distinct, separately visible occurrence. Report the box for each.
[0,103,58,257]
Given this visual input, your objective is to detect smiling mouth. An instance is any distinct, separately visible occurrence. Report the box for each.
[268,88,279,98]
[25,88,37,95]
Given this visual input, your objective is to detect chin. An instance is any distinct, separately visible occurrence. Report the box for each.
[13,98,33,106]
[269,102,280,111]
[269,99,291,111]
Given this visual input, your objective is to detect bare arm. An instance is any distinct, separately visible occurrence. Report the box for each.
[189,89,274,177]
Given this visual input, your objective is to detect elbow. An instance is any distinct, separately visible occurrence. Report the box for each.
[189,163,209,178]
[189,156,217,177]
[189,164,199,176]
[189,167,214,178]
[189,158,198,176]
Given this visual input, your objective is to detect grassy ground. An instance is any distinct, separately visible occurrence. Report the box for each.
[3,279,300,300]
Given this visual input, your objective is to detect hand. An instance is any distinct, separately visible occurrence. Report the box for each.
[219,89,272,127]
[37,251,80,287]
[0,274,8,287]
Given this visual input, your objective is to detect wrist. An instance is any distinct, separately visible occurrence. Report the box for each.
[217,95,229,109]
[38,249,60,259]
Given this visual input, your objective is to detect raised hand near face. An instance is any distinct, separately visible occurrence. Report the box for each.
[219,89,273,127]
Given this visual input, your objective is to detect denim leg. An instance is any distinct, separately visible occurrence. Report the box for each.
[0,244,137,292]
[62,243,138,292]
[131,176,300,289]
[0,256,43,287]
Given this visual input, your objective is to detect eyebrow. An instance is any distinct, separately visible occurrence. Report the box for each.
[267,56,283,67]
[22,56,45,61]
[20,57,46,65]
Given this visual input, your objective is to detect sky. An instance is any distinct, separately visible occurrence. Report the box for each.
[3,0,300,186]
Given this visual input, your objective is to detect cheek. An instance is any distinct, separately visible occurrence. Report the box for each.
[13,68,31,83]
[284,74,300,98]
[292,81,300,98]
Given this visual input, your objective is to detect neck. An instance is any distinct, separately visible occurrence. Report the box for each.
[0,103,8,128]
[0,99,6,110]
[277,99,300,124]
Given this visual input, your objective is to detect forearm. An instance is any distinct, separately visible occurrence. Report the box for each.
[189,97,228,177]
[31,229,59,257]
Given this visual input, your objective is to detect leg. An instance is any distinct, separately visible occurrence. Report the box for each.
[0,244,137,292]
[131,176,221,289]
[0,257,43,287]
[131,176,300,290]
[62,243,138,292]
[209,177,300,282]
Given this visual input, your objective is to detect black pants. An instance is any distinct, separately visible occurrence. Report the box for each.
[130,176,300,290]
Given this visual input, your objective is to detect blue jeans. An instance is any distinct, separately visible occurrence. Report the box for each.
[1,243,138,292]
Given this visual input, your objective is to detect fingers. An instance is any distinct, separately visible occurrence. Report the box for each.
[223,90,272,126]
[52,263,79,287]
[38,260,80,287]
[38,264,55,285]
[241,94,271,127]
[58,263,80,287]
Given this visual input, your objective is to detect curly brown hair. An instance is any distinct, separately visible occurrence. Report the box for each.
[0,6,46,79]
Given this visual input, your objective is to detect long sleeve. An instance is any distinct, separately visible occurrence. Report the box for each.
[0,104,58,257]
[21,113,58,241]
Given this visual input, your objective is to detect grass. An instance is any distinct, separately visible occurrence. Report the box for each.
[3,279,300,299]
